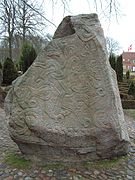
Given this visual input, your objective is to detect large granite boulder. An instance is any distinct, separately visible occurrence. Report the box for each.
[5,14,130,162]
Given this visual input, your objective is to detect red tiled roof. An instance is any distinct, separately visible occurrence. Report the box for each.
[122,52,135,60]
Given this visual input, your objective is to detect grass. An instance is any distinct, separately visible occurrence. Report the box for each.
[3,152,128,172]
[4,153,31,169]
[82,156,128,170]
[41,155,128,171]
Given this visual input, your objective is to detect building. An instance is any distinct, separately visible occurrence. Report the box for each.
[122,52,135,72]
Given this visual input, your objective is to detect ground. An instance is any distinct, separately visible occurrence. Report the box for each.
[0,107,135,179]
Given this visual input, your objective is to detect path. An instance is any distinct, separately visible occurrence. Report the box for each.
[0,107,135,179]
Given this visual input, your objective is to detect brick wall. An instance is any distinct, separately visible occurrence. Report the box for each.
[122,52,135,72]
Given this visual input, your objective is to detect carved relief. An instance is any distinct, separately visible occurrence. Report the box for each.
[5,14,129,161]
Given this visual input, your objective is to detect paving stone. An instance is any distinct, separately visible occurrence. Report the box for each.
[100,173,108,179]
[90,174,97,178]
[94,170,100,175]
[98,175,105,180]
[127,175,133,180]
[116,176,121,179]
[72,176,80,180]
[42,176,50,180]
[14,174,19,179]
[41,169,46,174]
[18,178,24,180]
[35,178,41,180]
[24,176,33,180]
[127,169,134,176]
[84,171,92,176]
[4,176,14,180]
[119,170,125,175]
[0,171,4,176]
[51,177,56,180]
[46,169,53,177]
[0,163,7,169]
[17,171,23,176]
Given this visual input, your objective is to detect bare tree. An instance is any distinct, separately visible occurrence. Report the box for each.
[0,0,121,60]
[0,0,122,39]
[0,0,48,59]
[48,0,121,20]
[16,0,47,44]
[106,36,121,55]
[19,0,121,29]
[0,0,16,59]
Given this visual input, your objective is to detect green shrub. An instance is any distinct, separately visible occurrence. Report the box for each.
[116,55,123,82]
[19,43,37,73]
[126,70,130,81]
[2,57,18,85]
[128,81,135,96]
[15,62,20,71]
[109,53,116,71]
[0,62,2,69]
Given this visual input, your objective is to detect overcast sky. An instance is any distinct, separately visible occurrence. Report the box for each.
[42,0,135,53]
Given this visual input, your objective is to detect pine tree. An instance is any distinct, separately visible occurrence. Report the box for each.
[0,62,2,69]
[128,81,135,96]
[116,55,123,82]
[3,57,18,85]
[126,70,130,81]
[109,53,116,71]
[19,43,37,73]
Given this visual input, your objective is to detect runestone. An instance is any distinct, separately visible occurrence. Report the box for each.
[5,14,130,162]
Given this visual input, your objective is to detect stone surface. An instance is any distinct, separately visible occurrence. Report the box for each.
[5,13,130,162]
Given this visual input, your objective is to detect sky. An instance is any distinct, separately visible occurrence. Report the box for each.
[42,0,135,54]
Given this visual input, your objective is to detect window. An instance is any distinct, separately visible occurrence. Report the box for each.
[133,67,135,71]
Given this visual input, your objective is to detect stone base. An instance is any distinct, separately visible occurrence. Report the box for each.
[15,140,129,162]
